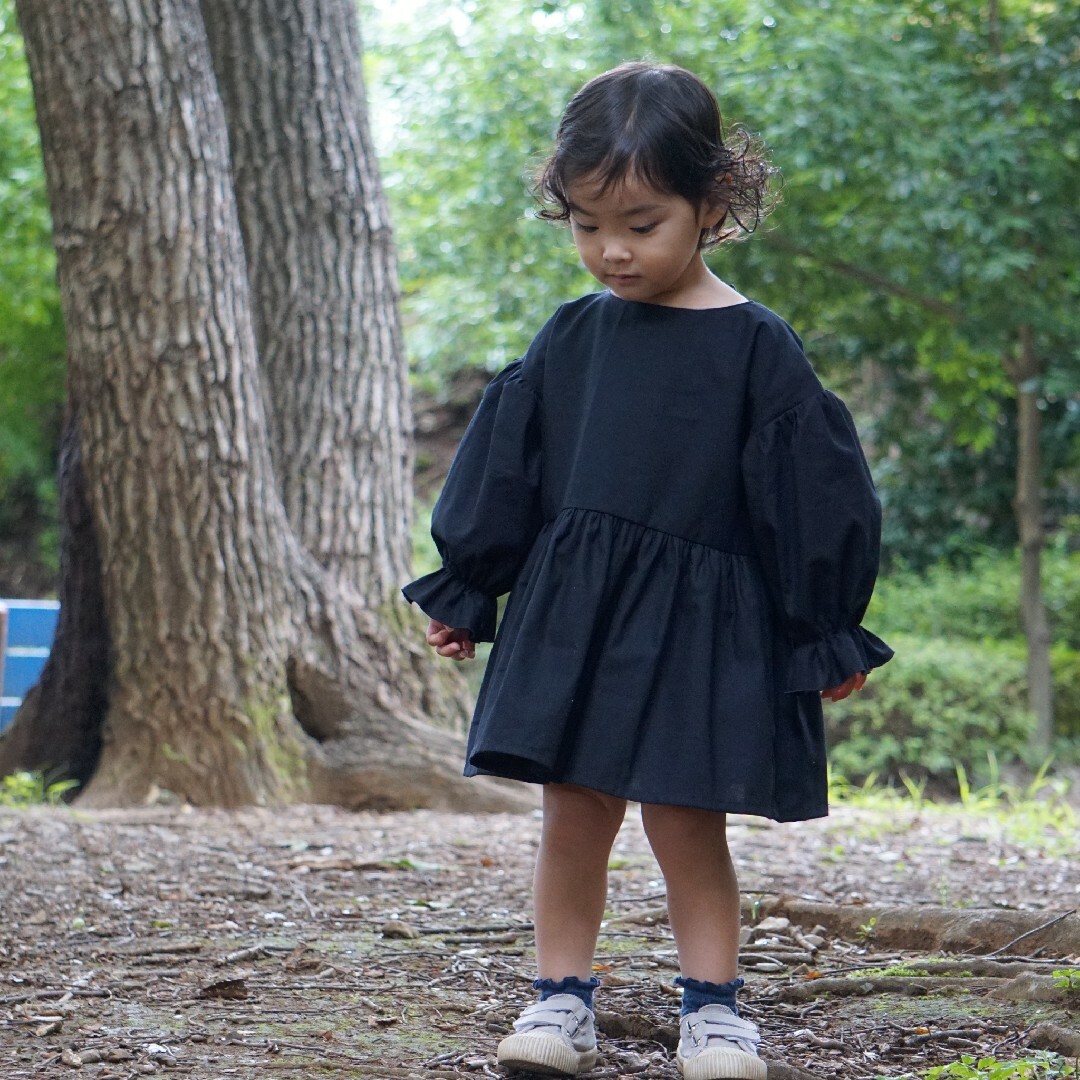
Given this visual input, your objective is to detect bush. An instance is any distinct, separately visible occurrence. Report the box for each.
[862,546,1080,743]
[1051,642,1080,739]
[826,634,1060,786]
[868,544,1080,650]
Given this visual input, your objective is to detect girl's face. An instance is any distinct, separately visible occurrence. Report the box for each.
[566,173,723,308]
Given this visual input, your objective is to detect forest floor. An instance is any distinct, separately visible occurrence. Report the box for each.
[1,795,1078,1080]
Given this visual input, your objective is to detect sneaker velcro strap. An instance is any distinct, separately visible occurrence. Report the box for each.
[692,1012,761,1048]
[513,999,588,1036]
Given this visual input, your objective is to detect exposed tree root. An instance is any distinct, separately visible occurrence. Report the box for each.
[1027,1021,1080,1058]
[754,897,1080,958]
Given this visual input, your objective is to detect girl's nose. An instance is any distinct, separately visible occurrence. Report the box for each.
[602,238,631,263]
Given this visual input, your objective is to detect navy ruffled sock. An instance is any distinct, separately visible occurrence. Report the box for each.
[534,975,600,1011]
[675,975,744,1017]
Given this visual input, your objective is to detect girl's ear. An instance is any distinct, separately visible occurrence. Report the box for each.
[706,202,730,231]
[699,174,733,240]
[698,197,730,244]
[702,175,733,228]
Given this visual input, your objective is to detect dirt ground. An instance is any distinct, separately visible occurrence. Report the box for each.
[1,797,1078,1079]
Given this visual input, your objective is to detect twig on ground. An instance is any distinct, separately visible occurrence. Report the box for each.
[290,883,318,918]
[982,908,1077,958]
[218,943,271,965]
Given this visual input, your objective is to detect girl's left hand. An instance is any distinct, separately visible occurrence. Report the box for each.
[821,671,866,702]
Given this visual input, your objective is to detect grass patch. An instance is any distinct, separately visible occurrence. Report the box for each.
[829,758,1077,858]
[0,770,78,807]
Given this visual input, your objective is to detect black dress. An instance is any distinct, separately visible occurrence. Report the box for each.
[403,292,893,821]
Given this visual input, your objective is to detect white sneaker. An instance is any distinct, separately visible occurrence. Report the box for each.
[496,993,598,1076]
[676,1004,766,1080]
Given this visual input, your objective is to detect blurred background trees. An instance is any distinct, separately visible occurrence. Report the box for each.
[1,0,1077,792]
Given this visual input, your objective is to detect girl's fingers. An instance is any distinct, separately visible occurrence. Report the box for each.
[821,672,866,702]
[435,639,475,660]
[426,620,455,646]
[425,619,475,659]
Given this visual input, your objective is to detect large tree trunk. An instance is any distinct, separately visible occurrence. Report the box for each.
[6,0,529,812]
[14,0,311,805]
[1009,325,1055,756]
[200,0,411,598]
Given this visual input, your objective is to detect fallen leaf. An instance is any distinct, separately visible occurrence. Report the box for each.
[380,919,420,939]
[198,978,248,1000]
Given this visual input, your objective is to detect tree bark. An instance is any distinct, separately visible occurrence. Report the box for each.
[1008,325,1054,756]
[198,0,472,742]
[8,0,529,811]
[13,0,311,805]
[200,0,411,598]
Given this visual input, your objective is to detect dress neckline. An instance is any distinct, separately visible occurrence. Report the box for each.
[603,291,755,313]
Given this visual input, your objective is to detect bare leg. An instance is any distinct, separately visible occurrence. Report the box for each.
[640,804,739,982]
[533,783,627,980]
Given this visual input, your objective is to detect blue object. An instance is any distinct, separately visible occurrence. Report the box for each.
[1,600,60,733]
[5,600,60,649]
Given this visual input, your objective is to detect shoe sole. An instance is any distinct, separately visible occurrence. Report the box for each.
[677,1046,767,1080]
[497,1033,598,1075]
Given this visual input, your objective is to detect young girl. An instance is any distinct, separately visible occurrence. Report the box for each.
[403,62,892,1080]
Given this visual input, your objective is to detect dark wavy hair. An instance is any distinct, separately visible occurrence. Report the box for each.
[535,62,777,247]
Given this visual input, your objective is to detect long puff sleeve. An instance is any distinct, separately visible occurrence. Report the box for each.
[402,360,543,642]
[742,390,894,692]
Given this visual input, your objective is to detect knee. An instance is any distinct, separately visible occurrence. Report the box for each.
[641,803,728,853]
[543,784,627,841]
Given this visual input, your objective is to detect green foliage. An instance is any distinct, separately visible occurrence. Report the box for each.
[862,546,1080,741]
[0,2,65,582]
[1051,968,1080,994]
[1051,642,1080,735]
[368,0,1080,571]
[875,388,1079,570]
[830,758,1077,857]
[826,633,1036,783]
[0,770,78,807]
[410,502,441,577]
[870,545,1080,650]
[887,1051,1077,1079]
[364,0,595,390]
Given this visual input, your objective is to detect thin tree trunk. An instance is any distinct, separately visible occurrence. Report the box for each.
[1009,325,1054,756]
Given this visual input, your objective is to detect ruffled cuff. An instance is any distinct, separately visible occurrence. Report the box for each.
[401,567,498,643]
[785,625,894,693]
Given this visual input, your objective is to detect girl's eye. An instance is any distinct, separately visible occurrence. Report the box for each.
[631,223,657,235]
[572,221,598,233]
